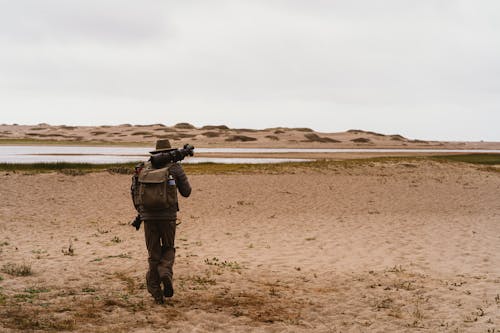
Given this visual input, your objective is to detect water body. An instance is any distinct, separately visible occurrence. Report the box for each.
[0,145,498,164]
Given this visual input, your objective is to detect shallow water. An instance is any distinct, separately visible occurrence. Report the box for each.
[0,145,498,164]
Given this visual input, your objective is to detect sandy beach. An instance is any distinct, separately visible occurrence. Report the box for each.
[1,158,499,332]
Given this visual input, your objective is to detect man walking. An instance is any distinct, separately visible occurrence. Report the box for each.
[131,139,191,304]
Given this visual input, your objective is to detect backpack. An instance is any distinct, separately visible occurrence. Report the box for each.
[131,162,178,212]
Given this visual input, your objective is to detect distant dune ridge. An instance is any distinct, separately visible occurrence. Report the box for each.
[0,123,498,149]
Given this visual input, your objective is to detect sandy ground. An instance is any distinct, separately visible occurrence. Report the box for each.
[1,123,499,150]
[0,160,499,332]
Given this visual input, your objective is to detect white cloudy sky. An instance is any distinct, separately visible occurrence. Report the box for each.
[0,1,499,141]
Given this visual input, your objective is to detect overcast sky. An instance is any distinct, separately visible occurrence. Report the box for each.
[0,1,499,141]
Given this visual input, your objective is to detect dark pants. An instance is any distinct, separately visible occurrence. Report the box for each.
[144,219,176,298]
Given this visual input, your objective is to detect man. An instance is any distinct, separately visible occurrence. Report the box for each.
[131,139,191,304]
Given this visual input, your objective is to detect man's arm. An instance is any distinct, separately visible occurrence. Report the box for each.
[169,163,191,197]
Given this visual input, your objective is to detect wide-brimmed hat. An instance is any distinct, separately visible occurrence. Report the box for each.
[150,139,176,154]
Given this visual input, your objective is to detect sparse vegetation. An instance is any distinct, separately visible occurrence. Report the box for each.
[114,272,136,293]
[177,133,197,138]
[0,288,6,305]
[156,127,178,132]
[201,131,221,138]
[174,122,196,129]
[204,257,243,271]
[82,286,97,293]
[1,262,33,276]
[200,125,229,130]
[347,129,385,136]
[1,155,498,177]
[351,137,372,143]
[390,134,407,141]
[106,253,132,259]
[59,168,86,176]
[0,162,138,173]
[90,131,107,136]
[131,131,153,136]
[304,133,340,143]
[107,166,133,175]
[234,128,259,133]
[25,133,74,138]
[111,236,122,244]
[225,135,257,142]
[432,154,500,165]
[265,135,280,141]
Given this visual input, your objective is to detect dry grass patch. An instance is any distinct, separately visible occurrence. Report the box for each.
[1,262,33,276]
[1,307,75,331]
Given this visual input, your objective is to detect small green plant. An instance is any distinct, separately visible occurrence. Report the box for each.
[204,257,243,271]
[1,262,33,276]
[16,287,50,301]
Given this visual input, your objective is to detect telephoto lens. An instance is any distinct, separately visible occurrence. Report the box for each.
[150,144,195,168]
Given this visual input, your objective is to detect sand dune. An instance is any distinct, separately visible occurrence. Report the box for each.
[1,123,498,149]
[0,160,499,332]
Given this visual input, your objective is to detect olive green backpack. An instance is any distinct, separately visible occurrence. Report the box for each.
[131,162,178,212]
